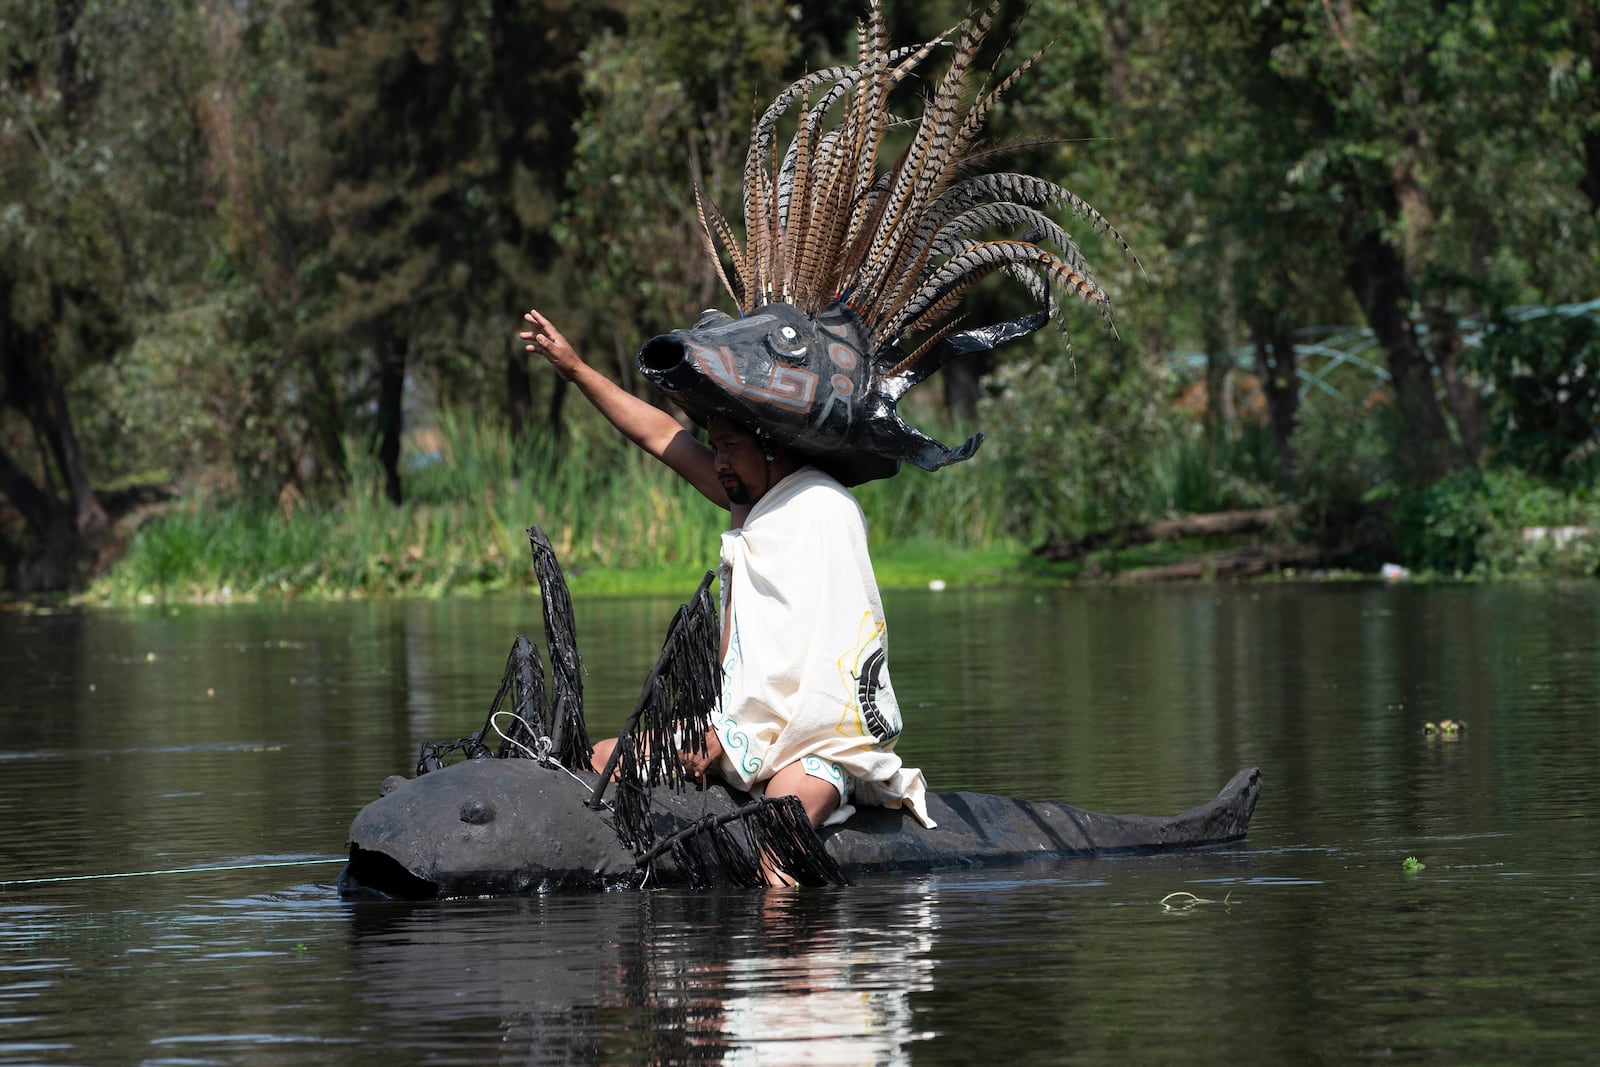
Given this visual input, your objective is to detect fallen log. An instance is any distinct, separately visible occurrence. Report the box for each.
[1034,506,1301,563]
[1114,542,1329,582]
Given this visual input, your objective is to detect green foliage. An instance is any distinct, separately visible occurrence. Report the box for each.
[977,338,1179,544]
[92,404,1027,602]
[1291,389,1397,533]
[558,0,806,366]
[854,448,1013,552]
[1390,467,1600,578]
[193,3,349,502]
[74,299,236,488]
[1149,417,1279,518]
[0,2,198,397]
[1470,305,1600,486]
[1391,470,1496,576]
[7,0,1600,591]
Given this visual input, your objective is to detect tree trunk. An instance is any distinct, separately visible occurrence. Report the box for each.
[0,445,56,542]
[1583,125,1600,216]
[305,347,349,495]
[1103,0,1132,109]
[1199,295,1234,451]
[1114,542,1328,582]
[507,337,532,446]
[1338,214,1459,484]
[376,333,406,506]
[3,289,107,538]
[1251,315,1300,488]
[39,372,107,537]
[546,376,568,441]
[940,355,984,423]
[1035,506,1300,562]
[1425,303,1484,466]
[1580,7,1600,215]
[54,0,88,119]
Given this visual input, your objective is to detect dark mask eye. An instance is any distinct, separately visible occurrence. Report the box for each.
[767,324,809,362]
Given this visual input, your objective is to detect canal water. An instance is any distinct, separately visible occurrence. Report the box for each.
[2,582,1597,1064]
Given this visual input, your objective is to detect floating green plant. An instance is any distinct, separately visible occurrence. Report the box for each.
[1403,856,1425,873]
[1160,890,1234,911]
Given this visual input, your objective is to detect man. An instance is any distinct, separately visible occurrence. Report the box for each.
[520,308,932,837]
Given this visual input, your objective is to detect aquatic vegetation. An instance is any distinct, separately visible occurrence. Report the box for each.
[1160,889,1234,911]
[88,407,1029,602]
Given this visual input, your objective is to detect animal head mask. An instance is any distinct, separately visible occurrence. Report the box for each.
[638,1,1128,485]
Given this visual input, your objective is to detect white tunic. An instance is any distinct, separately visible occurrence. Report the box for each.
[714,466,934,827]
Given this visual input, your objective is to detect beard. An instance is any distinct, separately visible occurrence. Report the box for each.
[720,474,752,505]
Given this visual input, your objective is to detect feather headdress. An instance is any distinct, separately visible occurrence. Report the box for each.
[638,0,1127,485]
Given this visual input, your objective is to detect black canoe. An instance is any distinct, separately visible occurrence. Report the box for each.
[339,758,1262,898]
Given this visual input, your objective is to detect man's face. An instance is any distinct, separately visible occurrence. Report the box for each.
[708,421,769,506]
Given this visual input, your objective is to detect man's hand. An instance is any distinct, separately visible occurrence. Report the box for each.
[521,308,584,380]
[679,729,724,783]
[518,305,729,509]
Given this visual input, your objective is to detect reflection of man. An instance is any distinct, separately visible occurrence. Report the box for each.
[521,308,933,844]
[719,891,937,1066]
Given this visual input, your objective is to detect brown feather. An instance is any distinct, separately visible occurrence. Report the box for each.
[693,179,746,309]
[882,317,965,379]
[686,0,1129,370]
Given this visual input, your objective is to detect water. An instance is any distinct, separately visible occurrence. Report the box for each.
[2,583,1597,1064]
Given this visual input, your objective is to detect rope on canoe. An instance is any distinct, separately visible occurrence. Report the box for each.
[414,526,588,776]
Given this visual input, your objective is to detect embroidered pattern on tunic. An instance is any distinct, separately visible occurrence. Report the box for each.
[836,610,902,744]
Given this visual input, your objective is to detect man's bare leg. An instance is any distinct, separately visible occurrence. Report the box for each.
[591,740,837,886]
[759,761,842,886]
[590,730,718,779]
[589,736,617,774]
[765,761,842,826]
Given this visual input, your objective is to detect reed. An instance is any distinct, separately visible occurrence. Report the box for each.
[1146,418,1279,516]
[95,407,1031,602]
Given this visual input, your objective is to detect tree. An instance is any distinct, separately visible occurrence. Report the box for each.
[557,0,805,400]
[1,0,210,588]
[292,0,616,503]
[191,1,349,504]
[1250,0,1599,483]
[1018,0,1600,496]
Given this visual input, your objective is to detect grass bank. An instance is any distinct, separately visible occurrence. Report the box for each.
[89,412,1056,604]
[88,406,1599,605]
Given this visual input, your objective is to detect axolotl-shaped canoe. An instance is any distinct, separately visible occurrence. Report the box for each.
[338,759,1262,897]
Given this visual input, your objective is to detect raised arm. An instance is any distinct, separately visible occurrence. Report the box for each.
[522,308,729,509]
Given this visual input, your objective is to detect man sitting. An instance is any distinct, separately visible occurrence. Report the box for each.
[521,308,933,841]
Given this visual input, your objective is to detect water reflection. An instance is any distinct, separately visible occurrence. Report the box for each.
[713,893,935,1065]
[4,582,1600,1065]
[345,887,936,1065]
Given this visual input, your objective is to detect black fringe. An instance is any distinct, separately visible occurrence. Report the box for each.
[635,796,849,889]
[528,526,592,770]
[415,734,492,776]
[670,815,765,889]
[748,795,850,887]
[415,634,549,774]
[609,741,655,853]
[601,571,720,848]
[487,634,548,758]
